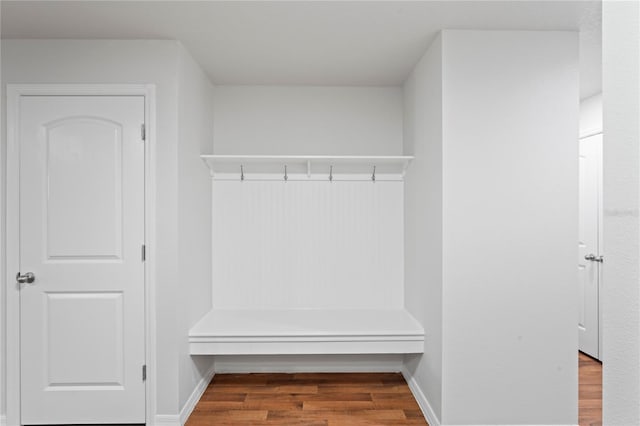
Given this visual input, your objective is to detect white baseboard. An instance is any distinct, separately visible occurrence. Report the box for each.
[214,354,403,373]
[398,371,577,426]
[154,363,215,426]
[0,414,6,426]
[154,414,181,426]
[179,363,216,425]
[401,367,440,426]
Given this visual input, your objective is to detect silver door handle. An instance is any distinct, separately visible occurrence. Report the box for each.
[16,272,36,284]
[585,254,604,263]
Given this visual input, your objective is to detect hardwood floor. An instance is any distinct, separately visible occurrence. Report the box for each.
[579,352,602,426]
[186,354,601,426]
[185,372,428,426]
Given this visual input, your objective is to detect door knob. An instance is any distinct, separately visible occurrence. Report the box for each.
[16,272,36,284]
[584,254,604,263]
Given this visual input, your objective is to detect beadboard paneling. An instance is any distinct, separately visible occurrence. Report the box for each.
[212,181,404,309]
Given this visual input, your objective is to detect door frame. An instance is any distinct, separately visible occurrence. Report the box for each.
[5,84,157,426]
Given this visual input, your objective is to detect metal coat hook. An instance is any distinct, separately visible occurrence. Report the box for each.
[372,165,376,182]
[284,165,288,182]
[329,165,333,182]
[240,165,244,181]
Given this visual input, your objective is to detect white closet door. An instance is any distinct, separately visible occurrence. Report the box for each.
[19,96,146,424]
[578,133,602,359]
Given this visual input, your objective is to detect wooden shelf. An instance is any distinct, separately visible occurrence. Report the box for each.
[200,155,414,181]
[189,308,424,355]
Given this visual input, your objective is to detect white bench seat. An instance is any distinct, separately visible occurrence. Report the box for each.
[189,309,424,355]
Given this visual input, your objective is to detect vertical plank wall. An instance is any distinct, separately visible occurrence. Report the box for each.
[211,180,404,309]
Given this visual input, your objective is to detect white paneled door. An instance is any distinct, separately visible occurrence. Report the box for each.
[578,133,603,360]
[19,96,146,424]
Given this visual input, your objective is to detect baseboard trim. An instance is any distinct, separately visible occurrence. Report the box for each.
[179,363,216,425]
[214,354,404,373]
[0,414,6,426]
[397,372,578,426]
[154,414,181,426]
[401,367,440,426]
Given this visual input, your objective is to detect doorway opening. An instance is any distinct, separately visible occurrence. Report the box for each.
[578,93,603,426]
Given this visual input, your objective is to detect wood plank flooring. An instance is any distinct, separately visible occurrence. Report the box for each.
[187,353,602,426]
[185,372,428,426]
[579,352,602,426]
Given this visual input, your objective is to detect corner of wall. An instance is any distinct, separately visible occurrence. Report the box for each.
[179,362,215,425]
[175,41,216,413]
[401,368,440,426]
[401,31,444,423]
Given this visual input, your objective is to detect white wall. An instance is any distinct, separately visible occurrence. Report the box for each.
[402,30,579,425]
[0,35,4,423]
[602,2,640,424]
[402,34,444,423]
[0,39,214,423]
[212,86,403,155]
[176,47,216,413]
[441,30,578,425]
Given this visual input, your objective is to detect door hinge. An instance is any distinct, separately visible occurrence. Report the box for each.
[585,253,604,263]
[141,244,146,262]
[141,123,146,141]
[142,365,147,381]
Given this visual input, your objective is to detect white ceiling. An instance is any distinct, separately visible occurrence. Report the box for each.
[1,1,602,98]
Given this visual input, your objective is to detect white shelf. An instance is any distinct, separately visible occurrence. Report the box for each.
[189,308,424,355]
[200,155,414,181]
